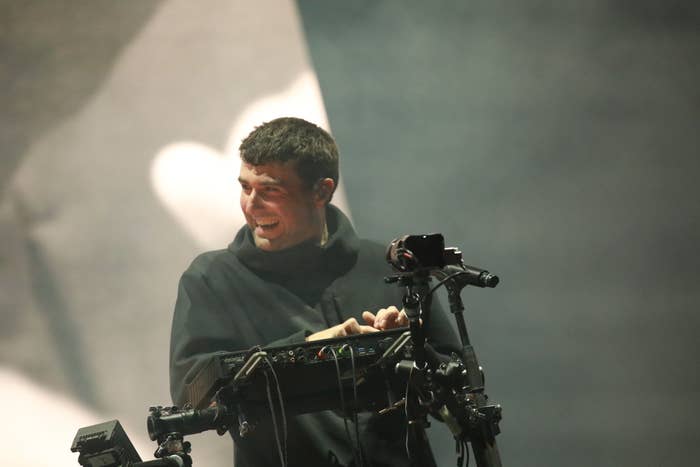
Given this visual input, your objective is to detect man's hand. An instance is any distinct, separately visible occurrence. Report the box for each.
[306,317,378,342]
[362,306,409,331]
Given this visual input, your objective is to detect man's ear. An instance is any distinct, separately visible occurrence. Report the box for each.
[314,178,335,205]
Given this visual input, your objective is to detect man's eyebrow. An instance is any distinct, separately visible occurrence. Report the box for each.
[237,177,282,186]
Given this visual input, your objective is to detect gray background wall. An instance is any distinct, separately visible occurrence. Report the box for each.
[298,1,700,466]
[1,1,699,466]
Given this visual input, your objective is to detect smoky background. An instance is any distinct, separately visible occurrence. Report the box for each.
[298,1,700,465]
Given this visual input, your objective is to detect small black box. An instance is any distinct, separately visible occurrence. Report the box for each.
[70,419,141,467]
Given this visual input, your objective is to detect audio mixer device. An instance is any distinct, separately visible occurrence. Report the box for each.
[185,327,413,413]
[71,233,505,467]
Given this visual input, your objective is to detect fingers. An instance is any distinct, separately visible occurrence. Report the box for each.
[305,311,403,343]
[342,317,378,336]
[305,318,380,342]
[362,311,376,326]
[372,306,406,330]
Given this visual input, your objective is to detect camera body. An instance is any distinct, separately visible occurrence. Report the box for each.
[386,233,455,271]
[70,420,141,467]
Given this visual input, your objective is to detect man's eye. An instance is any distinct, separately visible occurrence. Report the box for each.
[264,187,280,193]
[241,185,251,194]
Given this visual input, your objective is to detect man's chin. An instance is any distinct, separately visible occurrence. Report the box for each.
[252,233,281,251]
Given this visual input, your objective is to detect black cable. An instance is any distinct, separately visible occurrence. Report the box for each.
[456,438,471,467]
[456,437,464,467]
[264,356,288,467]
[404,364,414,462]
[247,346,288,467]
[263,370,286,467]
[322,345,360,467]
[425,270,468,299]
[341,343,364,467]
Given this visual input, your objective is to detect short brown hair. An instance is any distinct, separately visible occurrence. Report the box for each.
[239,117,339,200]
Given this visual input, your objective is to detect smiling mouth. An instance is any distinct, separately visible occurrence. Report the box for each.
[254,218,279,229]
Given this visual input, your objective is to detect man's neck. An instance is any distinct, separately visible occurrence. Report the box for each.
[320,221,328,246]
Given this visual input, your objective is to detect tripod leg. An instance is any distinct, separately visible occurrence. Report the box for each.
[470,435,502,467]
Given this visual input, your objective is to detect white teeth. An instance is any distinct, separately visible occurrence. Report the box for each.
[255,218,278,227]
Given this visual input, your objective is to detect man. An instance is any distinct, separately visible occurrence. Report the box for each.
[169,117,458,466]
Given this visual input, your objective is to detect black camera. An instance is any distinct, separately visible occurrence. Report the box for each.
[70,420,141,467]
[386,233,462,272]
[386,234,499,288]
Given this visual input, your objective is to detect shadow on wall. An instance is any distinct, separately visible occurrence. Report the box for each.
[0,0,164,192]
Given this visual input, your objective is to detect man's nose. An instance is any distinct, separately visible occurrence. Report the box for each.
[245,190,263,210]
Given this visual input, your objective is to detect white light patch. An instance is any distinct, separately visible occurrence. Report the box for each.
[0,367,151,467]
[151,71,351,249]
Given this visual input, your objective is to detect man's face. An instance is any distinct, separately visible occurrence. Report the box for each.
[238,162,324,251]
